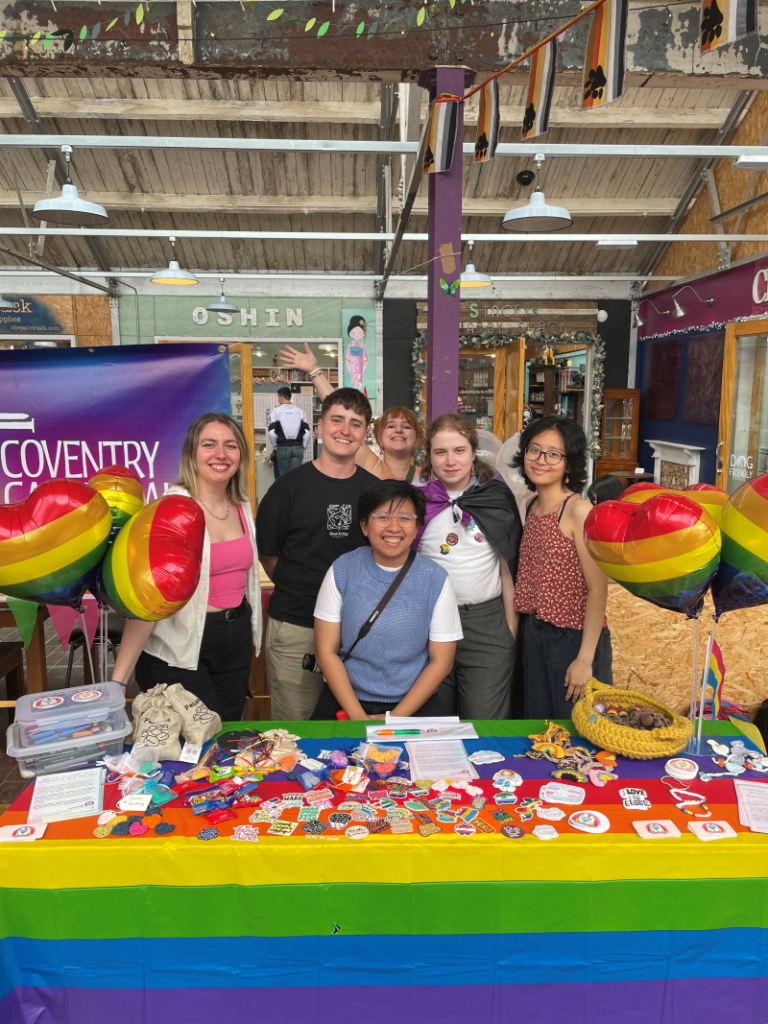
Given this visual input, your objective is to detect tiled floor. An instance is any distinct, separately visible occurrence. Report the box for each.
[0,622,138,808]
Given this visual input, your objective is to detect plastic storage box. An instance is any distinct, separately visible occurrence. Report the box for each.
[6,682,132,777]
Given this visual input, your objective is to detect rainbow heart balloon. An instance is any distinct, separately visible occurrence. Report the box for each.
[0,479,111,608]
[712,475,768,617]
[584,492,721,616]
[620,482,729,527]
[98,494,205,621]
[88,464,144,531]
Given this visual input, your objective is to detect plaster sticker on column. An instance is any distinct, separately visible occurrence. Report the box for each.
[439,243,456,275]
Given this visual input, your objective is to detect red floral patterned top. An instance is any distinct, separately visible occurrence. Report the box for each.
[514,495,606,630]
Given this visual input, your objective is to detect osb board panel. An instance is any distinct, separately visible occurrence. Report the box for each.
[73,295,111,339]
[80,334,112,347]
[608,585,768,717]
[652,93,768,282]
[42,295,75,333]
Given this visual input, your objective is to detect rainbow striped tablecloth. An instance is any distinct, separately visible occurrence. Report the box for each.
[1,719,767,1024]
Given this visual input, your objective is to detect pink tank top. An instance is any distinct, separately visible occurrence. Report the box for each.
[515,495,606,630]
[208,505,253,609]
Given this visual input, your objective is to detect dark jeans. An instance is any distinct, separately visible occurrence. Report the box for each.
[523,614,613,719]
[310,682,444,720]
[136,599,252,722]
[435,595,515,720]
[276,445,304,475]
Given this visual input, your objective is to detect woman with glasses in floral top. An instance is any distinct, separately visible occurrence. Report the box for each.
[511,416,613,718]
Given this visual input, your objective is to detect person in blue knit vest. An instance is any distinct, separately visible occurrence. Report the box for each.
[311,480,463,720]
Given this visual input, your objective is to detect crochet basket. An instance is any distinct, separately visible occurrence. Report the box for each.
[571,679,693,760]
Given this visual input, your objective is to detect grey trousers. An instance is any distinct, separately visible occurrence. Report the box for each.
[523,614,613,720]
[275,445,304,475]
[435,595,515,720]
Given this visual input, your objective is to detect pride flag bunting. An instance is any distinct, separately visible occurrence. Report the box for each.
[424,99,459,174]
[582,0,629,109]
[474,78,500,162]
[700,0,757,53]
[522,39,557,140]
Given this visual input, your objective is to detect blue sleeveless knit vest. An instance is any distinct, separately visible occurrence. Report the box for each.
[331,546,448,701]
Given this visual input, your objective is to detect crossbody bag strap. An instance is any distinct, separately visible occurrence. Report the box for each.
[340,549,416,662]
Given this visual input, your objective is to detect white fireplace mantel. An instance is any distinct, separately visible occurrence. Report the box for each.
[646,439,706,486]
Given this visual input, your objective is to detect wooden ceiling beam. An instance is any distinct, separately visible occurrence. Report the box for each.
[0,191,679,218]
[0,97,731,130]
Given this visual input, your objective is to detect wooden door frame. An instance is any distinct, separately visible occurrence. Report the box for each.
[156,337,255,513]
[717,319,768,491]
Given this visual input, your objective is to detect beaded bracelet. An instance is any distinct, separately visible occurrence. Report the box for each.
[662,777,711,818]
[308,368,324,380]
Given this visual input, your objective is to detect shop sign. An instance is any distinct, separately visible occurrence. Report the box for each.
[466,303,539,319]
[191,306,304,328]
[0,297,64,334]
[752,260,768,313]
[0,344,229,504]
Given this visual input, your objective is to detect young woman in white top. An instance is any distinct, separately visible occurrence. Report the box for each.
[412,414,522,720]
[111,413,261,721]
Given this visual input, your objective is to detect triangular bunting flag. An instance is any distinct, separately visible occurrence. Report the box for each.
[701,0,757,53]
[6,596,39,650]
[474,78,500,162]
[424,99,459,174]
[522,39,557,140]
[582,0,629,110]
[47,604,79,652]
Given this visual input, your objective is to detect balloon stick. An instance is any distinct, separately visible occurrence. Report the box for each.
[697,620,718,751]
[79,610,97,688]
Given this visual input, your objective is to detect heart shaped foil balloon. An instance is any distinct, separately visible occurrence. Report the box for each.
[584,493,721,616]
[98,494,205,620]
[88,464,144,531]
[620,482,729,527]
[712,475,768,617]
[0,479,111,607]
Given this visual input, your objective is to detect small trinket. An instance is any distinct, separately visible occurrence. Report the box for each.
[568,810,610,834]
[532,825,559,840]
[500,825,525,839]
[197,827,219,841]
[155,822,175,835]
[632,819,680,839]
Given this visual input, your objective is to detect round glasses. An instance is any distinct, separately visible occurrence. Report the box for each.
[525,445,565,465]
[369,512,418,525]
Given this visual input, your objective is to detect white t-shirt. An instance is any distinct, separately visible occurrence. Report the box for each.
[412,480,502,606]
[314,563,463,642]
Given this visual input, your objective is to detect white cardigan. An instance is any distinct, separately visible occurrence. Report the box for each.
[143,485,262,670]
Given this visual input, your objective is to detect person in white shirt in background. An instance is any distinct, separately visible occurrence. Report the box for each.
[269,387,310,476]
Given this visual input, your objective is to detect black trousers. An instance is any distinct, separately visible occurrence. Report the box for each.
[523,614,613,720]
[136,599,252,723]
[310,682,443,720]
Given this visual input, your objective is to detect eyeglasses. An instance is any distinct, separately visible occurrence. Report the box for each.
[369,512,418,525]
[525,445,565,465]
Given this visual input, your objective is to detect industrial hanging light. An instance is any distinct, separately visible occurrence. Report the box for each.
[632,298,670,330]
[0,295,16,310]
[31,145,108,228]
[206,278,239,313]
[460,241,492,289]
[151,236,199,286]
[501,154,572,233]
[671,285,714,320]
[253,344,265,357]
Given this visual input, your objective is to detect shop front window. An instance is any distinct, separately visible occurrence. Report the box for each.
[727,333,768,493]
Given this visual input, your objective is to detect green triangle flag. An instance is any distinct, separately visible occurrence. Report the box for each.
[5,596,38,649]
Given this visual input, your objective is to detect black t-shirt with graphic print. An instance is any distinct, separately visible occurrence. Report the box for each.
[256,462,378,628]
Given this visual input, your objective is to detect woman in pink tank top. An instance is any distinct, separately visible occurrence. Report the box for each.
[512,416,612,719]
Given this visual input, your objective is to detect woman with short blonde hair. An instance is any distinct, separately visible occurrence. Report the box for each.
[111,412,262,721]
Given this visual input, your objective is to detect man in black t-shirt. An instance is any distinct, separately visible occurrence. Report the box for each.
[257,388,378,720]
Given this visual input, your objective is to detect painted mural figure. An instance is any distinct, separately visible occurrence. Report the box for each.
[345,315,368,391]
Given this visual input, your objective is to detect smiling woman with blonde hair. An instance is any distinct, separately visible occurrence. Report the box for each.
[111,412,262,721]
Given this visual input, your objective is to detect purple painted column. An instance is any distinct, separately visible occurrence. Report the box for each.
[426,67,469,422]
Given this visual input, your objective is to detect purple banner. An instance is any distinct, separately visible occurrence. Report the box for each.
[0,344,230,504]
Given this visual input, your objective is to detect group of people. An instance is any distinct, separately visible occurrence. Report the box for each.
[112,344,614,724]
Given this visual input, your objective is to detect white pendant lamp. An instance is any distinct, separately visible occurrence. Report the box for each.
[460,240,492,289]
[31,145,108,228]
[502,153,572,233]
[206,277,239,313]
[152,236,199,286]
[0,295,16,309]
[502,187,573,232]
